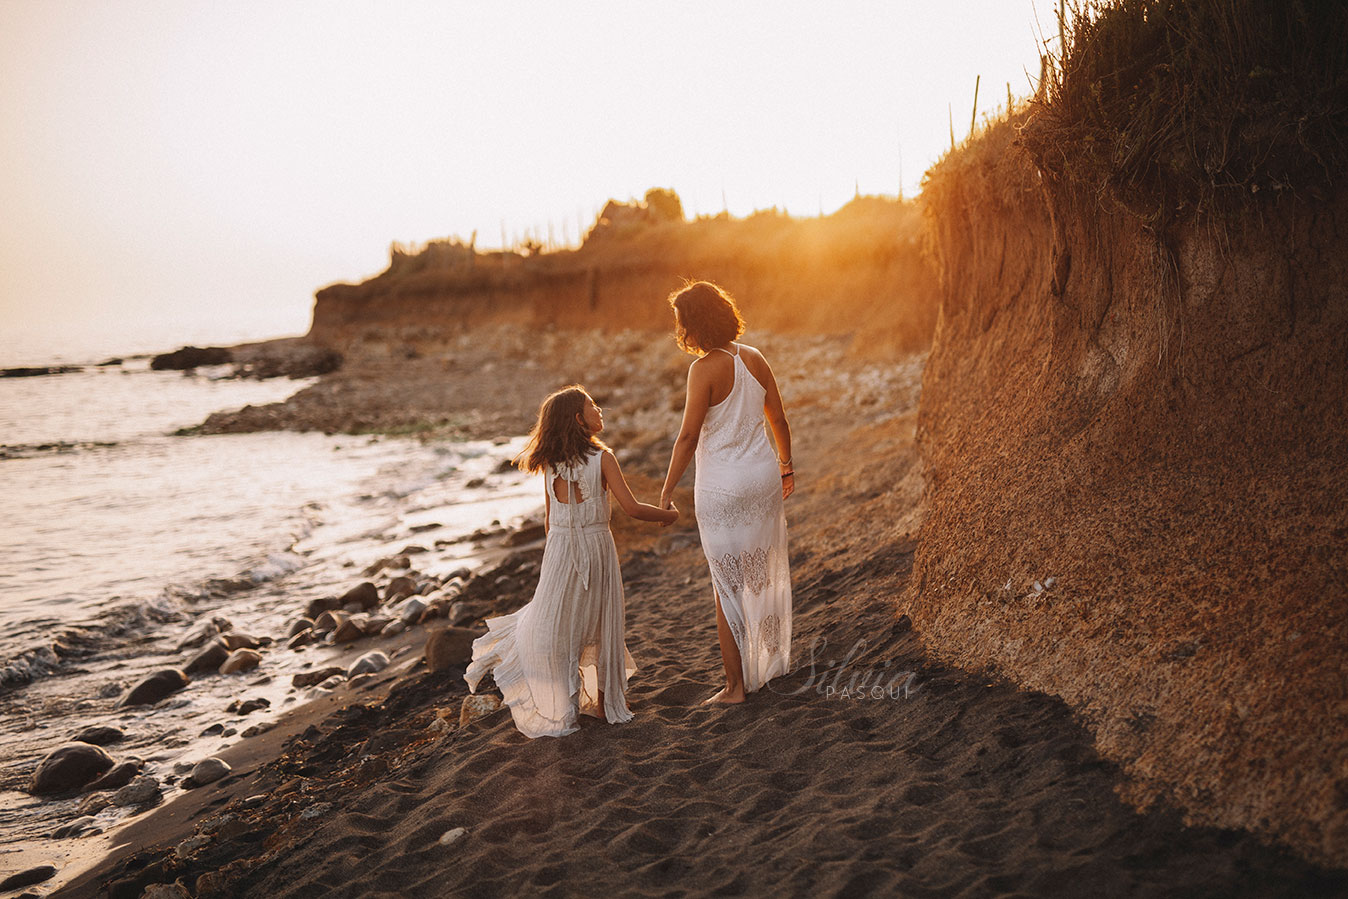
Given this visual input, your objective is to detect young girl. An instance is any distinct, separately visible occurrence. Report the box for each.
[465,385,677,738]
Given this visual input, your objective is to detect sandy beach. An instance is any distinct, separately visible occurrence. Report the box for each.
[30,331,1343,898]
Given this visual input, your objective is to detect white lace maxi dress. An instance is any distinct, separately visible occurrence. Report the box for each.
[695,346,792,692]
[465,451,636,738]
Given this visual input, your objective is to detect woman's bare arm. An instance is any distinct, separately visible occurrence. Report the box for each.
[602,451,678,524]
[660,359,714,507]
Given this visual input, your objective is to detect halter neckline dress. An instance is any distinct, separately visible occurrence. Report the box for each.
[694,344,792,691]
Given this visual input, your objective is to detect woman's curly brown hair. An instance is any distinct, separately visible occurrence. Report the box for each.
[517,385,609,474]
[668,281,745,355]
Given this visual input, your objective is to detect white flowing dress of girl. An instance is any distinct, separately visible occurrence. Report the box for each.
[466,386,676,737]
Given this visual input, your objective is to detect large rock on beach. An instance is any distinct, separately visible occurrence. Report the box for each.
[113,774,160,806]
[448,601,488,626]
[78,792,113,815]
[72,725,124,746]
[395,596,427,624]
[220,632,261,650]
[117,669,190,707]
[384,576,418,603]
[0,864,58,890]
[185,639,230,674]
[362,615,392,634]
[185,758,230,787]
[287,616,314,636]
[312,610,344,633]
[86,759,141,792]
[332,617,366,643]
[425,627,479,672]
[305,596,340,619]
[182,615,232,646]
[30,742,114,794]
[219,649,262,674]
[287,629,315,649]
[418,597,454,623]
[348,651,390,679]
[340,581,380,610]
[228,697,270,715]
[293,667,345,688]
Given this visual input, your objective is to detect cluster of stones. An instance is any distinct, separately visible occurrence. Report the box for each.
[18,527,547,892]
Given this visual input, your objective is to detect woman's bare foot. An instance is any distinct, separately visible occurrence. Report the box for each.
[703,687,746,705]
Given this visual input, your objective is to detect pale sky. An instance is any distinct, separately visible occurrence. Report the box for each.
[0,1,1047,350]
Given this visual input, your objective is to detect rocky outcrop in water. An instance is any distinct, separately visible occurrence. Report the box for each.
[150,346,233,370]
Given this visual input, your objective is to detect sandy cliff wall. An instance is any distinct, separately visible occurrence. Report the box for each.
[306,199,938,358]
[911,113,1348,864]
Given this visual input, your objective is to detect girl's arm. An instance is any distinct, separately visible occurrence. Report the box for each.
[660,360,714,508]
[543,479,551,535]
[601,451,678,524]
[743,347,794,499]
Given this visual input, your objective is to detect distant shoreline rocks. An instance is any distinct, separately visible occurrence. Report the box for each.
[150,340,342,380]
[1,364,82,378]
[150,346,234,370]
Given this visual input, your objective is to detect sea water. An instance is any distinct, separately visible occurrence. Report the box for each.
[0,325,543,857]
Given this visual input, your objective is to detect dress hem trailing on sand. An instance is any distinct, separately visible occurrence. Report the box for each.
[465,452,636,738]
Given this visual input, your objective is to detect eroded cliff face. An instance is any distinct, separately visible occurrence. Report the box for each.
[912,115,1348,864]
[304,200,938,359]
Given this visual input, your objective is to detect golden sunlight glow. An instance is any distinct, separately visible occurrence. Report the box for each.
[0,1,1044,352]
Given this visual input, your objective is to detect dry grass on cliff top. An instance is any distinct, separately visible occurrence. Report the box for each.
[314,194,939,361]
[1021,0,1348,223]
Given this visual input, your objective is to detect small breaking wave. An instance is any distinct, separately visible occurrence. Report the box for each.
[0,549,309,690]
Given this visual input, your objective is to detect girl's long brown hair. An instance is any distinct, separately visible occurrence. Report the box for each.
[517,385,608,474]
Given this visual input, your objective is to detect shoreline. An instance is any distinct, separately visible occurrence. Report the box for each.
[49,541,536,899]
[0,364,549,894]
[29,332,1347,896]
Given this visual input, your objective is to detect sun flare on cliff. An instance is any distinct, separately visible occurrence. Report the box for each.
[0,1,1043,360]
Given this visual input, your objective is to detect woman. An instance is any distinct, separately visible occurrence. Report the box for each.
[660,281,794,704]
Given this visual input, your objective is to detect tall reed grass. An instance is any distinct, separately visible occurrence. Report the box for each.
[1022,0,1348,222]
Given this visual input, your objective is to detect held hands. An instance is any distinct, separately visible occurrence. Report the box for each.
[659,492,678,527]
